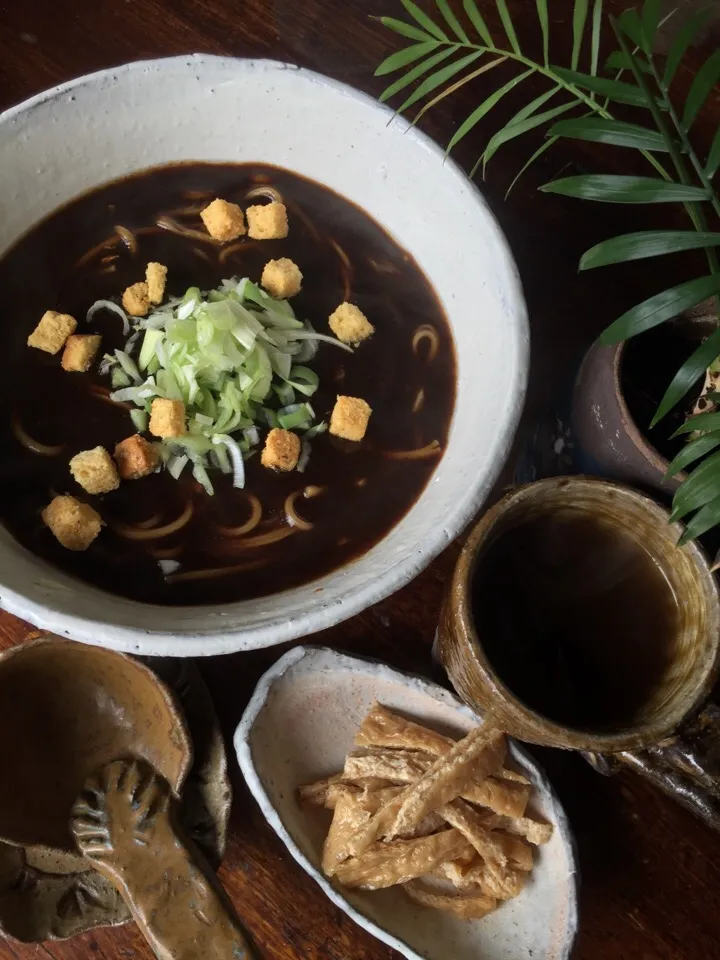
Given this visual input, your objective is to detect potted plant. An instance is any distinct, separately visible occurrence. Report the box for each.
[374,0,720,541]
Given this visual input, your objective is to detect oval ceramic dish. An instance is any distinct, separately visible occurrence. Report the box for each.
[0,56,528,656]
[234,647,577,960]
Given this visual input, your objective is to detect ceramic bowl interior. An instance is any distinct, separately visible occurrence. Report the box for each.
[0,638,190,851]
[235,646,577,960]
[0,56,528,656]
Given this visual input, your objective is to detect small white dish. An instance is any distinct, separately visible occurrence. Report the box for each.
[234,647,577,960]
[0,56,528,655]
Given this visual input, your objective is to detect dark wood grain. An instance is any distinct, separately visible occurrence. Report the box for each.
[1,1,720,957]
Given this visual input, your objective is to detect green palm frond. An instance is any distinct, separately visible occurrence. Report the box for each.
[375,0,720,539]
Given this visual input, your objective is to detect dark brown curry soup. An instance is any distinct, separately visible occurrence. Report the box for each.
[0,163,455,605]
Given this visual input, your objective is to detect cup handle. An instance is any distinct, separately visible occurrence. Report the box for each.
[585,702,720,829]
[71,759,257,960]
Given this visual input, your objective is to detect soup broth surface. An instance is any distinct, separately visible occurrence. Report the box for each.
[0,163,455,604]
[472,511,679,731]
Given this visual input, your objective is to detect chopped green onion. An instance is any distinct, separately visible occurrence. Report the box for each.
[114,349,142,383]
[138,329,164,371]
[274,382,296,406]
[130,409,148,433]
[168,454,189,479]
[111,367,132,389]
[101,274,345,492]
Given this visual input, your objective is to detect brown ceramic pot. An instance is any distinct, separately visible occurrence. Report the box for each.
[571,340,683,498]
[437,477,720,754]
[0,638,256,960]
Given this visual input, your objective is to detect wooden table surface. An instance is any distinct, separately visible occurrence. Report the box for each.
[1,0,720,957]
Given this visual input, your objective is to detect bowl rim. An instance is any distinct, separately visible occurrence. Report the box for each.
[0,55,529,656]
[234,645,578,960]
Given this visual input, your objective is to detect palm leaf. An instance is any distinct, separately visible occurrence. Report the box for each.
[397,50,484,113]
[379,46,457,102]
[400,0,448,41]
[536,0,549,66]
[600,275,720,344]
[663,7,714,87]
[674,411,720,437]
[707,126,720,180]
[550,117,668,151]
[653,327,720,427]
[605,50,651,74]
[678,497,720,545]
[483,99,579,170]
[616,8,644,49]
[551,67,646,106]
[540,175,710,204]
[670,450,720,520]
[640,0,663,49]
[496,0,521,55]
[413,57,506,126]
[571,0,589,70]
[683,50,720,131]
[379,16,433,42]
[435,0,469,42]
[506,135,560,196]
[581,231,720,270]
[590,0,603,76]
[463,0,493,46]
[376,39,440,77]
[665,433,720,479]
[446,68,535,153]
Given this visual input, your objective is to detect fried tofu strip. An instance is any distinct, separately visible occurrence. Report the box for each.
[387,726,506,840]
[322,790,373,876]
[404,881,497,920]
[355,704,531,813]
[344,748,530,818]
[355,702,454,755]
[479,812,553,846]
[298,774,344,807]
[439,799,533,872]
[433,858,528,901]
[334,829,472,890]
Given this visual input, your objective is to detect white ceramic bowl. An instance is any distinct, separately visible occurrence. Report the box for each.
[0,56,528,655]
[235,647,577,959]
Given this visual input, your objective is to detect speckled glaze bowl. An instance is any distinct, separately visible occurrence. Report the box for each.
[437,477,720,754]
[0,55,528,656]
[235,646,577,960]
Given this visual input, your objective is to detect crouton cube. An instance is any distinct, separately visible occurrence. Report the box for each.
[42,495,103,551]
[146,262,168,305]
[114,434,160,480]
[330,395,372,442]
[261,428,301,471]
[69,446,120,495]
[200,198,246,242]
[61,334,102,372]
[261,258,303,299]
[246,201,289,240]
[122,282,150,317]
[329,302,374,345]
[149,398,186,438]
[27,310,77,355]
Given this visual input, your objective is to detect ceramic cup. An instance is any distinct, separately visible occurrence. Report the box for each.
[437,476,720,754]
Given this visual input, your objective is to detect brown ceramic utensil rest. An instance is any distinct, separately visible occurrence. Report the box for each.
[0,637,256,960]
[437,477,720,755]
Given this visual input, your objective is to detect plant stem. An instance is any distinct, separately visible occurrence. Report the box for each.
[610,17,709,240]
[650,61,720,225]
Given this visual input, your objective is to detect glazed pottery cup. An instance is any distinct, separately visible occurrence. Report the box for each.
[437,477,720,754]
